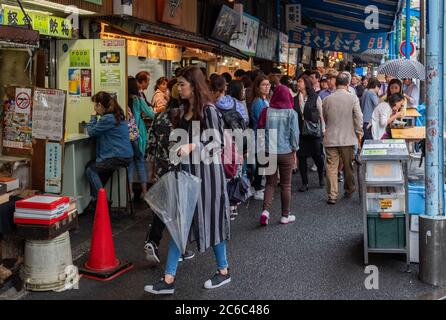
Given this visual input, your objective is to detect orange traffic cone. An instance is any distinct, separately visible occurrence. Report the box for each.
[79,189,133,281]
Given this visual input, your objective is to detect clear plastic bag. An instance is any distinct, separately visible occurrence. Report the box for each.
[144,169,201,254]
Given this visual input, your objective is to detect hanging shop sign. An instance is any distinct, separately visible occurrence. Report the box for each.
[1,5,73,39]
[211,5,241,44]
[285,4,302,32]
[289,27,388,55]
[101,32,182,61]
[289,46,299,66]
[156,0,184,27]
[279,32,290,64]
[256,23,279,61]
[229,13,259,57]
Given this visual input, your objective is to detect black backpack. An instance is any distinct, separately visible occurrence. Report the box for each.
[220,98,247,131]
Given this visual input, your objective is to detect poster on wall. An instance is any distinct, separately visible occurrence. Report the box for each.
[229,13,259,56]
[70,49,91,68]
[15,88,32,114]
[95,39,127,110]
[81,69,92,97]
[32,88,66,141]
[45,142,63,194]
[2,86,33,152]
[68,69,81,96]
[256,23,279,61]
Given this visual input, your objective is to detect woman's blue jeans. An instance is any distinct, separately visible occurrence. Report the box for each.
[128,142,148,185]
[165,240,229,277]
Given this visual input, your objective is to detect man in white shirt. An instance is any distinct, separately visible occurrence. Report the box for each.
[403,78,420,108]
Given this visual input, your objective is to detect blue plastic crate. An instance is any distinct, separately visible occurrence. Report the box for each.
[408,183,446,215]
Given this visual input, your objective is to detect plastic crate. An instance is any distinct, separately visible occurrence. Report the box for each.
[408,183,446,215]
[366,186,405,213]
[367,213,406,249]
[366,161,403,184]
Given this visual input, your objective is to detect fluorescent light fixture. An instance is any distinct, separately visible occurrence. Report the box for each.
[22,0,96,15]
[323,0,394,16]
[306,8,392,29]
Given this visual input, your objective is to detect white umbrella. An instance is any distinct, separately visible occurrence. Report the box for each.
[377,59,426,80]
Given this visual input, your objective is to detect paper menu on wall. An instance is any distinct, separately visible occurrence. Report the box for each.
[32,88,66,141]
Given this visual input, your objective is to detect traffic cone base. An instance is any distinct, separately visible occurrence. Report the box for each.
[79,260,134,282]
[81,188,134,281]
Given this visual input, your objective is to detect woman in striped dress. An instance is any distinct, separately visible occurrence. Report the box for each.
[145,66,231,295]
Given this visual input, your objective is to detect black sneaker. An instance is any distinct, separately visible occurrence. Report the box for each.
[144,278,175,295]
[144,241,160,264]
[204,270,231,290]
[179,250,195,262]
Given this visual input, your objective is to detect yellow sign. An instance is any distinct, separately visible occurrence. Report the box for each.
[379,199,393,210]
[2,5,73,39]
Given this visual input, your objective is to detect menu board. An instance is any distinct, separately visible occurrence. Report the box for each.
[94,39,127,112]
[32,88,66,141]
[256,23,278,61]
[2,86,33,153]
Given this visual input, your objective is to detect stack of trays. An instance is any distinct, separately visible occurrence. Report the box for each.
[14,196,70,225]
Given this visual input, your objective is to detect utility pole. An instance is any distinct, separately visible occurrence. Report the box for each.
[420,0,426,103]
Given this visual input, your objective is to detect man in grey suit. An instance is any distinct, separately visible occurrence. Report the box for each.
[322,73,364,205]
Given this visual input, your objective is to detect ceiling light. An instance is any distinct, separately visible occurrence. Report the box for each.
[22,0,96,15]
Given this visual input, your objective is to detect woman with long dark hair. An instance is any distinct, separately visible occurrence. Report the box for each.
[85,92,134,213]
[144,66,231,295]
[294,76,325,191]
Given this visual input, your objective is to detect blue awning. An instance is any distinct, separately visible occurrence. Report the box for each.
[289,0,403,34]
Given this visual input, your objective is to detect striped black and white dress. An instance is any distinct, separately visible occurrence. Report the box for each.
[179,105,230,253]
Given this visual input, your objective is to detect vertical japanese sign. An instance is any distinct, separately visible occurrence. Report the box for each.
[45,142,63,194]
[279,33,290,64]
[229,13,259,56]
[289,27,388,55]
[256,23,279,61]
[285,4,302,32]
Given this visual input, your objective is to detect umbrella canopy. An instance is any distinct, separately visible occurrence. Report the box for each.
[377,59,426,80]
[144,170,201,254]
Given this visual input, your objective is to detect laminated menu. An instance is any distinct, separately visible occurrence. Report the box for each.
[31,88,66,141]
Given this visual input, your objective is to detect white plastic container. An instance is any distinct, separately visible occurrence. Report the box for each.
[24,231,79,292]
[366,186,406,213]
[366,161,403,183]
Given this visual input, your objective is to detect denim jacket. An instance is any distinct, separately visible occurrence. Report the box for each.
[264,108,300,155]
[87,114,134,163]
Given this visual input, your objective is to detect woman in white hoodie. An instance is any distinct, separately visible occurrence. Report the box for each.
[371,93,405,140]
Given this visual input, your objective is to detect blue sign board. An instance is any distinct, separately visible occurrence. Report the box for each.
[289,27,388,55]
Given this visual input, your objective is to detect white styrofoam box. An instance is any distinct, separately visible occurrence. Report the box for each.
[411,215,419,232]
[366,186,405,213]
[410,230,419,263]
[366,161,403,183]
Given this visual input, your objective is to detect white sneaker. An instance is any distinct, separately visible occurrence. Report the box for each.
[280,215,296,225]
[259,211,270,226]
[254,190,264,201]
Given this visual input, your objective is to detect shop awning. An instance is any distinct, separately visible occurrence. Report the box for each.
[289,0,403,33]
[0,25,39,48]
[97,16,249,61]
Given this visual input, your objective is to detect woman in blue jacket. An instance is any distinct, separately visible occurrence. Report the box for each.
[85,92,134,212]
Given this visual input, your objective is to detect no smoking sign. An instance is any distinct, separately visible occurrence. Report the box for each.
[15,88,32,114]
